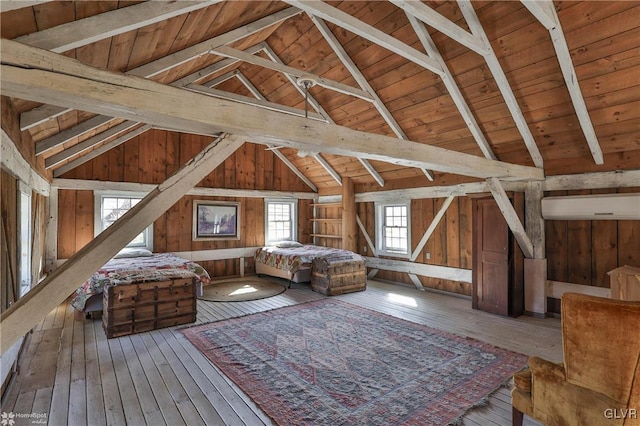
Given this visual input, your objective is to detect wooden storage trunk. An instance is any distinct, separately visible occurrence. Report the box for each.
[103,277,197,338]
[311,255,366,296]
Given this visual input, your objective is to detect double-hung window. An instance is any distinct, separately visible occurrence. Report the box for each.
[376,202,410,258]
[264,199,297,244]
[94,192,153,251]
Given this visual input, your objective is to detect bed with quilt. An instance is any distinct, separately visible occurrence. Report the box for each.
[71,250,210,337]
[254,242,367,295]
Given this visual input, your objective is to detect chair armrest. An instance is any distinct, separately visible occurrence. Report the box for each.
[529,356,565,382]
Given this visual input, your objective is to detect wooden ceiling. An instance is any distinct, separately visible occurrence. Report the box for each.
[1,0,639,193]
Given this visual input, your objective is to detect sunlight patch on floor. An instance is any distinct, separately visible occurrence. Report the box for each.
[229,285,259,296]
[388,293,417,307]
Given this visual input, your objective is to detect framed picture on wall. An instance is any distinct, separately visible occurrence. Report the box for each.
[193,200,240,241]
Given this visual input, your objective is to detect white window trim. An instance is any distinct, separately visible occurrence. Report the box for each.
[94,191,153,251]
[18,181,32,297]
[375,201,411,259]
[264,199,298,245]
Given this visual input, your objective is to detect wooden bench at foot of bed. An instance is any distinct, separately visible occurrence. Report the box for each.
[103,277,197,338]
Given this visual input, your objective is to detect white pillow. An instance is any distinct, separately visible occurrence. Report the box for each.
[273,241,303,248]
[113,248,153,259]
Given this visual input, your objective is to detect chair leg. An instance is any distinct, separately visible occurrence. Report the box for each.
[512,407,524,426]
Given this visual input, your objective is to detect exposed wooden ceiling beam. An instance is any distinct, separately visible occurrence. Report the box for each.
[1,130,50,196]
[187,83,326,121]
[261,42,384,186]
[53,178,317,200]
[520,0,557,30]
[406,14,497,161]
[211,45,374,102]
[357,159,385,187]
[391,0,489,55]
[1,39,543,181]
[261,43,331,122]
[231,72,319,192]
[284,0,444,76]
[458,0,545,168]
[45,120,141,169]
[320,170,640,204]
[543,170,640,191]
[0,134,244,353]
[52,125,152,178]
[37,44,261,180]
[266,145,319,192]
[521,0,604,165]
[19,7,301,131]
[35,114,114,156]
[309,14,406,140]
[486,177,535,259]
[16,1,221,53]
[0,1,54,13]
[255,45,344,187]
[313,153,342,186]
[301,10,438,181]
[203,70,241,88]
[310,14,403,186]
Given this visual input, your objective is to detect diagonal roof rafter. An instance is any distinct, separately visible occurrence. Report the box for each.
[309,14,421,184]
[230,71,339,189]
[1,39,544,181]
[19,6,303,130]
[521,0,604,165]
[260,42,384,187]
[456,0,545,168]
[392,0,544,168]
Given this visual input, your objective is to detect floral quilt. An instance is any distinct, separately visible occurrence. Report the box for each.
[254,245,365,274]
[71,253,211,311]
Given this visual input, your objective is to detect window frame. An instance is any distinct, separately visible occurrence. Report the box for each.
[375,201,411,259]
[18,181,32,297]
[264,199,298,245]
[94,191,153,251]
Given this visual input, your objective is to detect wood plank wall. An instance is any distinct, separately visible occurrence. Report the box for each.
[356,189,639,301]
[357,197,474,296]
[57,130,315,278]
[545,187,640,313]
[1,169,18,312]
[1,96,49,178]
[54,129,639,297]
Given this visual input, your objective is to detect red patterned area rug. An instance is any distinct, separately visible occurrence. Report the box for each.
[182,299,527,425]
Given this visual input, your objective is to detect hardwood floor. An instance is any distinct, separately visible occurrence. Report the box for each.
[1,279,561,425]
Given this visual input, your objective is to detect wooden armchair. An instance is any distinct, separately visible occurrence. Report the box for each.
[512,293,640,426]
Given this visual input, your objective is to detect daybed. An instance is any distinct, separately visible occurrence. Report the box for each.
[70,250,210,338]
[254,243,367,295]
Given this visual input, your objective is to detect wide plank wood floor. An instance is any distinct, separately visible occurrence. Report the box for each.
[1,279,561,425]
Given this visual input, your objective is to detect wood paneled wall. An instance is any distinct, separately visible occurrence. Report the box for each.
[1,96,49,178]
[61,130,314,191]
[545,187,640,312]
[1,169,18,312]
[57,130,315,278]
[356,196,474,296]
[355,189,639,301]
[57,192,313,277]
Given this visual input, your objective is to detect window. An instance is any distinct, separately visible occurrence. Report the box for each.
[376,202,410,258]
[18,184,31,297]
[95,193,153,251]
[265,200,297,244]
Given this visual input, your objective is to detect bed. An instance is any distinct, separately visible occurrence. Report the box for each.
[254,243,367,295]
[70,251,211,337]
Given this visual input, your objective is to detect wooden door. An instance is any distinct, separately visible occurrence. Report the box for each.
[473,198,511,316]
